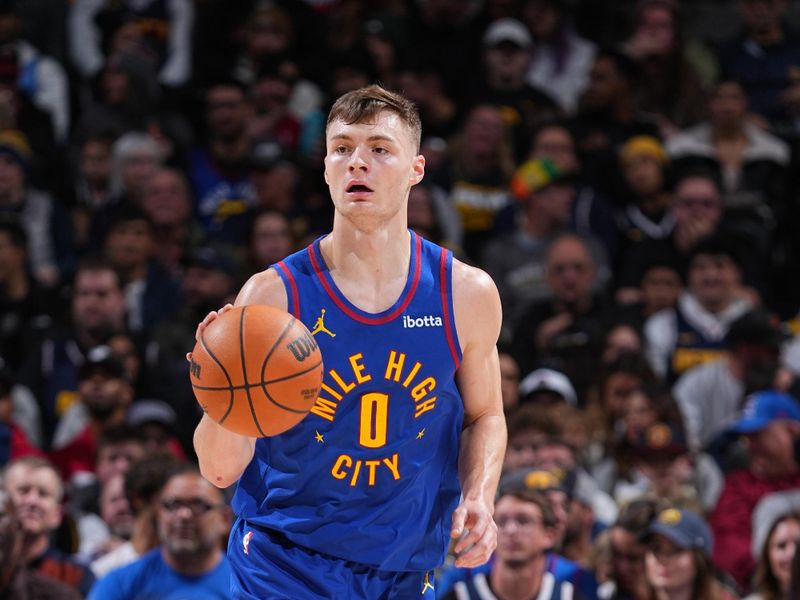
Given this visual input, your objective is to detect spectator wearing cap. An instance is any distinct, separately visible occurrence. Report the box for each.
[102,204,181,335]
[19,256,128,447]
[673,309,790,451]
[509,233,609,398]
[644,233,753,382]
[188,80,256,245]
[49,346,134,485]
[745,490,800,600]
[643,507,737,600]
[148,245,238,448]
[439,488,578,600]
[438,467,600,599]
[126,399,186,461]
[521,0,597,114]
[610,420,722,515]
[710,390,800,589]
[248,138,299,216]
[0,129,74,288]
[141,167,204,277]
[615,136,675,304]
[519,367,579,407]
[467,17,560,162]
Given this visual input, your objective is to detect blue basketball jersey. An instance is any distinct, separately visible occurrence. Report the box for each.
[231,230,464,572]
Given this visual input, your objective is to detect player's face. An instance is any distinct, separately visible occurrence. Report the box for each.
[157,473,227,559]
[324,111,424,230]
[4,465,62,536]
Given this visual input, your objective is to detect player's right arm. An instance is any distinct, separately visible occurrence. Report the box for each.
[193,268,288,488]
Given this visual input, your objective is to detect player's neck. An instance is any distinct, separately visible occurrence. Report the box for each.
[322,221,411,282]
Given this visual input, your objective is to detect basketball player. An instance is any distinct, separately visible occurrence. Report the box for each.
[192,85,507,599]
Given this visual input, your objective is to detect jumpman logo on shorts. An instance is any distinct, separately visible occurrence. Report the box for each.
[311,308,336,337]
[421,572,435,595]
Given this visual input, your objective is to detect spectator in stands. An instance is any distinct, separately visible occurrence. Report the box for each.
[498,350,521,412]
[188,80,256,245]
[673,309,789,451]
[746,490,800,600]
[0,1,69,142]
[569,49,660,197]
[20,256,127,446]
[72,132,115,254]
[68,0,193,88]
[0,130,74,289]
[125,399,185,460]
[91,474,134,561]
[140,167,202,277]
[0,217,54,372]
[510,233,609,397]
[601,498,664,600]
[470,18,560,161]
[644,507,737,600]
[718,0,800,131]
[710,390,800,589]
[666,79,789,241]
[617,170,724,299]
[644,234,753,382]
[482,158,578,328]
[3,457,95,596]
[429,103,515,261]
[528,122,619,262]
[521,0,597,114]
[0,363,41,465]
[49,346,134,485]
[0,487,81,599]
[91,451,179,578]
[621,0,709,135]
[102,205,181,335]
[88,465,230,599]
[440,488,574,600]
[247,208,293,276]
[247,138,299,215]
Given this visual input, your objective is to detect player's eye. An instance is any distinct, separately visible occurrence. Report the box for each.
[373,147,388,155]
[334,145,350,154]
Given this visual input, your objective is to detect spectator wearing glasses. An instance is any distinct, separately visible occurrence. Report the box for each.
[88,465,230,599]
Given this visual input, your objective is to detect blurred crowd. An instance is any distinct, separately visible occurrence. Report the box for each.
[1,0,800,598]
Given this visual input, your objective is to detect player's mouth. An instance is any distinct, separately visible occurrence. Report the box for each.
[346,181,374,198]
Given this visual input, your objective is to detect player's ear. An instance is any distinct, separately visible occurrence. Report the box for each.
[409,154,425,186]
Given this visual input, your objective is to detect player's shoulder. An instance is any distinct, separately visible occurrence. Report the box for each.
[235,268,289,312]
[451,258,500,305]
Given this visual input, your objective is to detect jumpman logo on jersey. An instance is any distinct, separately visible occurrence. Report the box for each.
[242,531,253,555]
[311,308,336,337]
[421,572,435,595]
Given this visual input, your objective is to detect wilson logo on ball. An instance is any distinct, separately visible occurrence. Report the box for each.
[190,359,201,379]
[286,332,318,362]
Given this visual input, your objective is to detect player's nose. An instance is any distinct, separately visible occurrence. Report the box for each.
[348,146,369,171]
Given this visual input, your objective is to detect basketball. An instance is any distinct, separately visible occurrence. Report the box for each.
[189,305,323,437]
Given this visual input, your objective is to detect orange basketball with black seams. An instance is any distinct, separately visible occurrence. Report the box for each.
[189,305,323,437]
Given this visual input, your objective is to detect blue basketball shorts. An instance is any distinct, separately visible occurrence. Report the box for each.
[228,518,438,599]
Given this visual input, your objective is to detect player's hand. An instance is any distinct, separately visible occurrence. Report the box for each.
[450,499,497,568]
[185,304,234,362]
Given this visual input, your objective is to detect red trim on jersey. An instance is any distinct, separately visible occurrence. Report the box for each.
[439,248,460,368]
[276,261,300,318]
[309,233,423,325]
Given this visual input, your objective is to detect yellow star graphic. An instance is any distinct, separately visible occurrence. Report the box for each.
[315,431,324,443]
[416,428,426,440]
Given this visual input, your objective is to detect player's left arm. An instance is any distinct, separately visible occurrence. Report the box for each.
[450,259,507,568]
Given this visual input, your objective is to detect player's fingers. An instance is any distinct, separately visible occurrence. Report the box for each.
[186,352,192,363]
[454,520,497,568]
[450,505,467,539]
[218,303,234,315]
[453,512,487,554]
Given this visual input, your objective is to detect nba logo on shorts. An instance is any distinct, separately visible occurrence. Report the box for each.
[242,531,254,555]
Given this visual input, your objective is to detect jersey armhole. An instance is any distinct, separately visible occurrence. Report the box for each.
[274,261,300,318]
[439,248,462,368]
